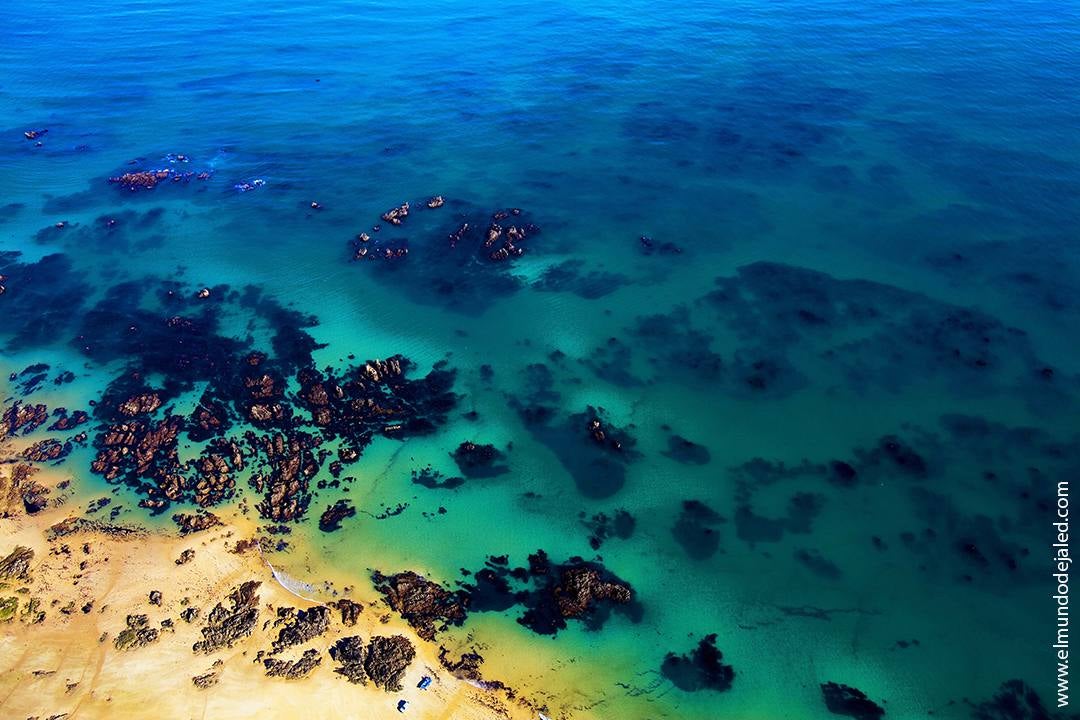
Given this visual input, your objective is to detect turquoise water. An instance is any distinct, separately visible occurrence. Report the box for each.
[2,0,1080,717]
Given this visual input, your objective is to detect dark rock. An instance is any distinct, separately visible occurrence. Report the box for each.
[450,441,509,478]
[0,546,34,580]
[371,571,468,641]
[264,648,322,679]
[193,580,261,654]
[330,635,367,684]
[319,499,356,532]
[821,682,885,720]
[114,614,159,651]
[365,635,416,691]
[272,605,331,652]
[173,511,222,535]
[192,671,219,689]
[22,438,72,463]
[2,401,48,436]
[332,598,363,626]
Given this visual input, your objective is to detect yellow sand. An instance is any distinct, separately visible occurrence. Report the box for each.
[0,494,543,720]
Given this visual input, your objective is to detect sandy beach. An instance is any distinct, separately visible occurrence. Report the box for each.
[0,463,543,720]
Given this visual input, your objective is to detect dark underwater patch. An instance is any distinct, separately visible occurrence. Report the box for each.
[0,251,91,351]
[661,634,735,692]
[672,500,725,560]
[821,681,885,719]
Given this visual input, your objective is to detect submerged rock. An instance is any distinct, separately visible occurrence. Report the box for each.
[450,441,508,478]
[970,679,1049,720]
[661,634,735,692]
[821,681,885,720]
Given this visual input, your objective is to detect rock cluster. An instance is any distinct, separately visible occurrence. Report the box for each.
[271,605,331,652]
[114,614,159,651]
[263,649,322,679]
[371,570,469,641]
[329,634,416,691]
[193,581,261,654]
[0,546,34,581]
[319,499,356,532]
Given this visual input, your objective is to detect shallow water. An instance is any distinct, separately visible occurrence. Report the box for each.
[2,0,1079,717]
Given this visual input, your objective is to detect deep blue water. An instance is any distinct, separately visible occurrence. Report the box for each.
[2,0,1080,718]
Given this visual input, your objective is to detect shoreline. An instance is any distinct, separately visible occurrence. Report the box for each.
[0,461,556,720]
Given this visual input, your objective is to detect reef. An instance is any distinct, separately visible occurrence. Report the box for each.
[450,441,509,478]
[661,634,735,692]
[821,682,885,720]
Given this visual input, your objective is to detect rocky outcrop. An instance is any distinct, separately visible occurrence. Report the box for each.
[371,570,468,641]
[0,546,34,581]
[173,511,222,535]
[2,401,48,438]
[248,431,320,522]
[380,202,409,226]
[549,565,632,621]
[272,605,331,652]
[193,581,261,654]
[0,464,49,517]
[821,682,885,720]
[114,614,159,651]
[192,671,219,689]
[330,635,367,684]
[319,499,356,532]
[365,635,415,691]
[264,649,322,679]
[332,598,363,626]
[22,438,72,464]
[117,392,162,417]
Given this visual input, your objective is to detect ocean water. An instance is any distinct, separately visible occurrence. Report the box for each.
[2,0,1079,718]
